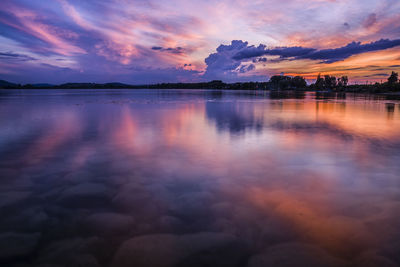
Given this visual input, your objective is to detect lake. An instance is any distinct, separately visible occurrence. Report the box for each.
[0,89,400,267]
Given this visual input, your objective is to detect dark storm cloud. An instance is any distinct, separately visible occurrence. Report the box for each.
[233,45,315,61]
[204,39,400,81]
[299,39,400,63]
[239,64,255,73]
[252,57,267,63]
[229,39,400,63]
[151,46,184,54]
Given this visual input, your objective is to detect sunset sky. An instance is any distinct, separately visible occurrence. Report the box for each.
[1,0,400,84]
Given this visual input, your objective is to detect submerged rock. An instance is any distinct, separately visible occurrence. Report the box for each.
[169,192,214,218]
[111,187,160,219]
[0,232,41,259]
[158,216,185,232]
[211,202,234,218]
[63,171,92,184]
[112,232,248,267]
[57,183,110,207]
[35,264,63,267]
[0,168,19,179]
[37,237,102,266]
[0,191,31,211]
[112,190,151,211]
[1,207,48,232]
[82,212,134,235]
[247,242,348,267]
[353,251,398,267]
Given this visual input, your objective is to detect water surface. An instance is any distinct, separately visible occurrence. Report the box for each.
[0,89,400,267]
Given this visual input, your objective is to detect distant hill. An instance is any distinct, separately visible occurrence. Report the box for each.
[0,80,138,89]
[104,82,132,87]
[0,80,19,88]
[57,82,136,89]
[1,76,399,94]
[31,83,54,88]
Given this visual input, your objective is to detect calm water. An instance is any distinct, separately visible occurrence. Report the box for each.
[0,89,400,267]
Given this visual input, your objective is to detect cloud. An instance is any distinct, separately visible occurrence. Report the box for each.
[233,45,315,61]
[239,64,255,73]
[151,46,184,54]
[252,57,267,63]
[300,39,400,63]
[204,38,400,81]
[204,40,261,81]
[0,51,36,61]
[206,38,400,71]
[230,39,400,63]
[1,61,202,84]
[364,73,389,77]
[363,13,377,28]
[0,4,85,56]
[1,0,400,84]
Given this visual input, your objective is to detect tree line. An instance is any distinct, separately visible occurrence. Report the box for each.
[0,71,399,92]
[267,71,399,92]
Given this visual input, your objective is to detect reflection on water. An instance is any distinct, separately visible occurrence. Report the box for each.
[0,89,400,267]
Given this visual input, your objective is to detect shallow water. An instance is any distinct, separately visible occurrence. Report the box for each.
[0,89,400,267]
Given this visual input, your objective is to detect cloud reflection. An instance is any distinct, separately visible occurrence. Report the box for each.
[0,90,399,266]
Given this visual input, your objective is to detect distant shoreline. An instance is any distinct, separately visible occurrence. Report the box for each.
[1,78,399,97]
[1,87,400,100]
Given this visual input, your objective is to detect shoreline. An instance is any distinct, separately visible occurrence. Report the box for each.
[1,88,400,99]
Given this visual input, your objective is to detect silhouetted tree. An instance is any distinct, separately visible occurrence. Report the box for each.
[279,79,291,90]
[315,74,325,90]
[388,71,398,85]
[269,75,286,84]
[324,75,337,89]
[269,75,291,90]
[338,76,348,87]
[291,76,307,88]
